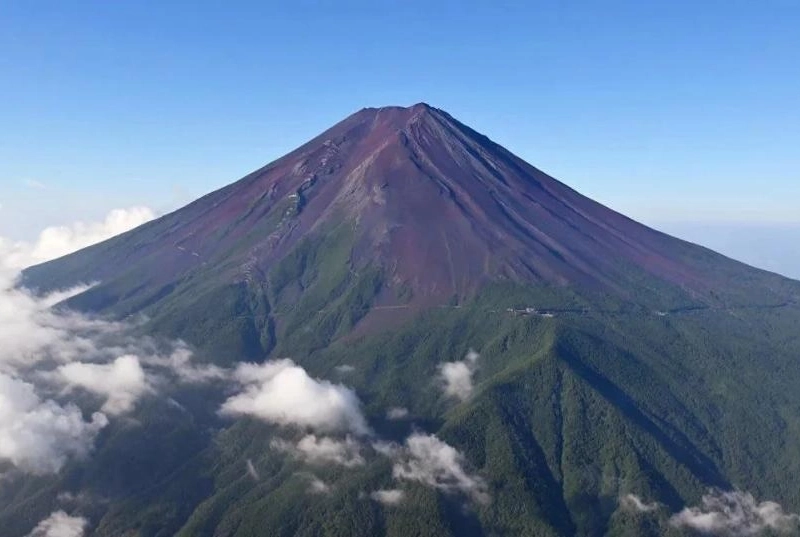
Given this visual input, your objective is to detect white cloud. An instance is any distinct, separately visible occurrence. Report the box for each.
[305,474,331,495]
[670,489,800,536]
[334,364,355,374]
[272,434,365,468]
[55,492,95,508]
[371,489,405,506]
[27,510,87,537]
[386,407,409,420]
[220,359,370,435]
[0,280,111,474]
[392,433,489,504]
[620,493,659,513]
[438,350,479,401]
[0,373,107,474]
[0,286,215,476]
[372,439,401,458]
[0,206,161,375]
[0,207,217,475]
[246,459,259,481]
[31,207,155,261]
[148,347,228,384]
[29,205,154,263]
[0,206,155,273]
[0,283,103,373]
[0,206,247,483]
[56,355,151,415]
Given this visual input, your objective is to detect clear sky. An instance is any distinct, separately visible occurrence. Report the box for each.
[1,1,799,250]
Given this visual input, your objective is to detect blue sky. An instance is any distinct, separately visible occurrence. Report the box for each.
[1,1,799,275]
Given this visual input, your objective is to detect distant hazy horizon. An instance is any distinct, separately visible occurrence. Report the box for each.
[653,222,800,281]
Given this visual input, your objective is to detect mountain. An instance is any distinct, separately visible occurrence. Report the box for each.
[8,104,800,537]
[24,104,797,306]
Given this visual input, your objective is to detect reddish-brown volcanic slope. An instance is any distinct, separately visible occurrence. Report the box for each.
[187,102,725,300]
[25,103,797,308]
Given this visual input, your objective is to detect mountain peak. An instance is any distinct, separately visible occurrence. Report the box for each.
[361,102,435,115]
[25,104,797,318]
[342,102,443,138]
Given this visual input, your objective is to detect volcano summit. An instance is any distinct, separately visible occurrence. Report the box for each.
[25,104,798,324]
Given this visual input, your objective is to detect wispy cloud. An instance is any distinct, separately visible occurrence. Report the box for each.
[23,179,47,191]
[146,347,228,384]
[26,510,87,537]
[271,434,365,468]
[438,350,479,401]
[620,493,660,513]
[371,439,402,458]
[392,432,489,504]
[386,407,409,420]
[246,459,260,481]
[370,488,405,506]
[305,474,331,495]
[670,489,800,536]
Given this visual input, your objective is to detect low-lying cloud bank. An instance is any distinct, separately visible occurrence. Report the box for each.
[0,207,210,475]
[0,294,212,475]
[0,373,108,474]
[0,205,498,532]
[0,282,108,375]
[669,489,800,536]
[2,216,374,476]
[26,510,88,537]
[0,208,495,511]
